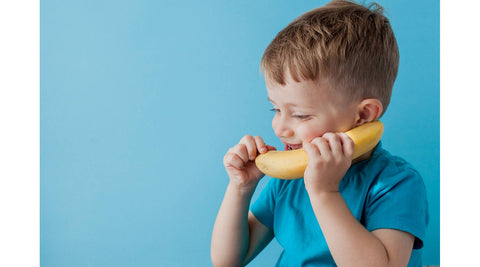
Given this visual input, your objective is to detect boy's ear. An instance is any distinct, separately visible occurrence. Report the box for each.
[354,98,383,126]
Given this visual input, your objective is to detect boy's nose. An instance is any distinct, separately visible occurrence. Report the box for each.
[273,120,294,138]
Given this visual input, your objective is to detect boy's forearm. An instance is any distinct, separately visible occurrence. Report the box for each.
[309,192,390,267]
[211,183,257,267]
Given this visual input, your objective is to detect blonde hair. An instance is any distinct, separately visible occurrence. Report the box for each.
[261,0,399,114]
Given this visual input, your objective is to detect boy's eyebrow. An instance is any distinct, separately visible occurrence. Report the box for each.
[267,97,299,107]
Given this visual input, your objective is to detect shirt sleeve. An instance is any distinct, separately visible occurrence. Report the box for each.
[364,166,429,249]
[250,178,279,230]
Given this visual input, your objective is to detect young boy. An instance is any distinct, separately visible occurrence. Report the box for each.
[211,1,429,266]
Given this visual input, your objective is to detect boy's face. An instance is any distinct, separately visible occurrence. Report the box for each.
[266,75,358,150]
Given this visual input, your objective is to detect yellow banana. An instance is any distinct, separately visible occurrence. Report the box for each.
[254,121,384,179]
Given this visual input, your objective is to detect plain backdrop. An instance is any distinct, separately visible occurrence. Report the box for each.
[41,0,439,265]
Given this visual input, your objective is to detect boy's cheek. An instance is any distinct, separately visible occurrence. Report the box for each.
[301,133,324,144]
[300,126,330,143]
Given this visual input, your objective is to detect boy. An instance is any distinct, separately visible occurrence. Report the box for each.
[211,0,428,266]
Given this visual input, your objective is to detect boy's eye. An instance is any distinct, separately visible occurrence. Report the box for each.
[293,114,311,120]
[270,108,280,113]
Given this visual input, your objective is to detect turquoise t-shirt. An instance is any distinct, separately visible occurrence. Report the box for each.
[250,143,429,267]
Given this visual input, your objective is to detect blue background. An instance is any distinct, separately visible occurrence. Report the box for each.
[41,0,439,266]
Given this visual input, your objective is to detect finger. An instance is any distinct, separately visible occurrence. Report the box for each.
[230,144,250,164]
[311,137,332,160]
[265,145,277,151]
[224,152,247,170]
[254,136,267,154]
[338,133,354,159]
[302,140,320,157]
[322,133,342,155]
[240,135,258,161]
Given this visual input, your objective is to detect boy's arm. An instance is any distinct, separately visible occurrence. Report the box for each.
[303,133,415,266]
[210,183,274,267]
[309,192,414,267]
[211,135,275,267]
[244,212,274,265]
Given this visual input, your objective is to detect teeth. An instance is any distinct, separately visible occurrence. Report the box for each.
[287,144,301,150]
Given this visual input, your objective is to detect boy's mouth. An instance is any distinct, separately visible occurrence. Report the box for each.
[285,143,303,151]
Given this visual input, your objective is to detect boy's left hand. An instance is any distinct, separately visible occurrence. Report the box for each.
[302,132,354,196]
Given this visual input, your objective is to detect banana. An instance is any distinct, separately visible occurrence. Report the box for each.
[254,121,384,179]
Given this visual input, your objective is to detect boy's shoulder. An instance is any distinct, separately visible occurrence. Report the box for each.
[357,142,424,189]
[370,144,421,176]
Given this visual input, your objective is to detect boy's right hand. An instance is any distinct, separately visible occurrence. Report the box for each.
[223,135,276,193]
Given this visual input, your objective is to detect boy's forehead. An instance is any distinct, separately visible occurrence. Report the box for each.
[265,75,350,108]
[265,67,330,89]
[266,78,330,105]
[265,75,328,95]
